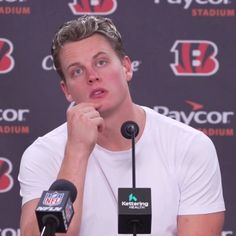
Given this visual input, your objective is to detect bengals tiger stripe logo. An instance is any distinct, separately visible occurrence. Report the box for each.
[170,40,219,76]
[0,157,14,193]
[69,0,117,15]
[0,38,15,74]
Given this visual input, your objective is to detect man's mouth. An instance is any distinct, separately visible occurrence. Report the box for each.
[90,88,107,99]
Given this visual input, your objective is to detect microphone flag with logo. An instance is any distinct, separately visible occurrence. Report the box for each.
[118,121,152,235]
[35,179,77,236]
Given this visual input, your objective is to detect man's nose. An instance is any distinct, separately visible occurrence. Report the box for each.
[87,68,100,84]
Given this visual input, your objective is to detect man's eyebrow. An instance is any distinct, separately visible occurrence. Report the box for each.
[93,51,108,59]
[66,62,81,71]
[66,51,109,70]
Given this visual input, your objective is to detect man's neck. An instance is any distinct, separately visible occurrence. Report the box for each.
[97,104,145,151]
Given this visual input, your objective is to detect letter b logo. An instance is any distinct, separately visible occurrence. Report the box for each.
[170,40,219,76]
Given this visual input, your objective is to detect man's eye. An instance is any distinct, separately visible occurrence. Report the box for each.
[97,60,107,67]
[71,68,83,77]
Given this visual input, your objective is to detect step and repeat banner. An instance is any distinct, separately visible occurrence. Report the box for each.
[0,0,235,235]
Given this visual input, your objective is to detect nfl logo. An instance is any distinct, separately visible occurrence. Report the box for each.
[43,192,64,206]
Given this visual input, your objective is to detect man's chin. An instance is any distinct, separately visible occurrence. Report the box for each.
[94,103,103,111]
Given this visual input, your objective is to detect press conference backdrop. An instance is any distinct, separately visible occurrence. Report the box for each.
[0,0,235,235]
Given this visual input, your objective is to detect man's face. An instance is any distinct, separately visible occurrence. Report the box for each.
[59,33,133,116]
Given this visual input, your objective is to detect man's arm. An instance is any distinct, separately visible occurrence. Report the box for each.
[177,212,225,236]
[19,150,87,236]
[19,103,104,236]
[20,199,40,236]
[19,143,89,236]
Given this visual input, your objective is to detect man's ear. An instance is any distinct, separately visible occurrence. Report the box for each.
[122,56,133,82]
[60,80,73,102]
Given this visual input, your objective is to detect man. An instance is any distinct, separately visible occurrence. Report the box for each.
[18,15,225,235]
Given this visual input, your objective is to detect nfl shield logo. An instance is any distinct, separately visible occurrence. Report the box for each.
[43,192,64,206]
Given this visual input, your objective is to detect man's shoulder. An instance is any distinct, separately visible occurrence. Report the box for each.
[40,122,67,140]
[143,106,215,156]
[24,122,67,156]
[143,105,201,135]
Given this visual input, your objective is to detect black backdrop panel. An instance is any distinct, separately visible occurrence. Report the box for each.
[0,1,235,235]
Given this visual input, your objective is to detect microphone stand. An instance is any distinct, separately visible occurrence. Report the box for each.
[41,225,55,236]
[120,121,140,236]
[119,121,151,235]
[131,131,137,236]
[131,131,136,189]
[41,226,56,236]
[40,217,57,236]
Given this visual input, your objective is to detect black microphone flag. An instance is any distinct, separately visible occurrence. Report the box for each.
[118,188,152,234]
[119,121,152,235]
[35,179,77,235]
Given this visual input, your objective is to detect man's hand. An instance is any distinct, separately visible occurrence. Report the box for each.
[66,103,104,154]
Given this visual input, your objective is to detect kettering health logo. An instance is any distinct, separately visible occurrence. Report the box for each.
[170,40,219,77]
[122,194,149,209]
[129,193,137,202]
[68,0,117,15]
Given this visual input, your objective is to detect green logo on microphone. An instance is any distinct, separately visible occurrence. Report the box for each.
[129,193,137,202]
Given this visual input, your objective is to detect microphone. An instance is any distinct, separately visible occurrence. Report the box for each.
[121,121,139,188]
[118,121,152,235]
[35,179,77,236]
[121,121,139,140]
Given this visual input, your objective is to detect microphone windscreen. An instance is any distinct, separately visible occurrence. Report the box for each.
[121,121,139,139]
[49,179,77,203]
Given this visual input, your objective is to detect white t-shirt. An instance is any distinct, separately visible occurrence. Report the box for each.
[18,106,225,236]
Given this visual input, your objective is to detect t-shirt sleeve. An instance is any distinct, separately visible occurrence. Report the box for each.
[18,139,60,206]
[177,132,225,215]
